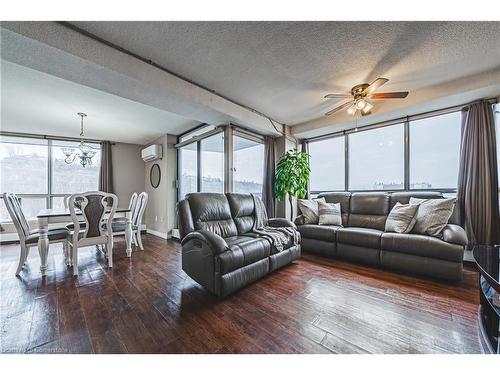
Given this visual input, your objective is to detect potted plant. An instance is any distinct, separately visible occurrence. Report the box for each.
[274,149,311,220]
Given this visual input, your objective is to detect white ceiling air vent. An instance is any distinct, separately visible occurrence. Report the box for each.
[141,144,163,162]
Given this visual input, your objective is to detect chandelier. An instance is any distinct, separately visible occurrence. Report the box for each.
[61,112,96,168]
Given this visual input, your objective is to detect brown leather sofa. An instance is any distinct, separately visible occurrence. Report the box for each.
[296,191,467,281]
[177,192,301,297]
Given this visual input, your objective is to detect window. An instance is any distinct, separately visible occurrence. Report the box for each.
[178,142,198,200]
[349,124,404,190]
[51,140,101,194]
[0,135,101,221]
[309,136,345,192]
[233,135,264,196]
[409,111,461,189]
[200,132,224,193]
[0,137,48,195]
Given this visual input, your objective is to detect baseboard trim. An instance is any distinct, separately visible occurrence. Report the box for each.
[146,228,170,240]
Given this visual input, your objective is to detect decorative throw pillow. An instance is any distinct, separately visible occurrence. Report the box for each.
[385,202,420,233]
[297,197,326,224]
[409,197,456,237]
[318,201,343,226]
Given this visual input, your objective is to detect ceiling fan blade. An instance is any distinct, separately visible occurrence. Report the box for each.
[362,78,389,96]
[369,92,409,99]
[324,93,352,99]
[325,100,354,116]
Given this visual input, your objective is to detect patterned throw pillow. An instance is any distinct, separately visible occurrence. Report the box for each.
[385,202,420,233]
[409,197,456,237]
[297,197,326,224]
[318,201,343,226]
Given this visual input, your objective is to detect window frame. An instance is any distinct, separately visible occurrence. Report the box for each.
[308,108,465,196]
[0,135,101,222]
[176,125,265,201]
[232,131,265,196]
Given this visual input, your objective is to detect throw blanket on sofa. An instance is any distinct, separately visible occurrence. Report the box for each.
[251,194,300,252]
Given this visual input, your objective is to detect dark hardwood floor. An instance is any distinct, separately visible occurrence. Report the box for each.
[0,234,482,354]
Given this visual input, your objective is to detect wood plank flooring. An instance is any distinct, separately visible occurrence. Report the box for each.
[0,235,482,354]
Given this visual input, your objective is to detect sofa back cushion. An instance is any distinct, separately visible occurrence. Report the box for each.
[317,192,351,225]
[226,193,256,234]
[186,193,238,238]
[348,192,390,230]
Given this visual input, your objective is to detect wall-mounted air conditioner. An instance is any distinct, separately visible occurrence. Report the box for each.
[141,144,163,162]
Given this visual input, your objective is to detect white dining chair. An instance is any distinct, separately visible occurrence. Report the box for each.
[107,192,148,250]
[112,192,138,224]
[66,191,117,276]
[3,193,69,275]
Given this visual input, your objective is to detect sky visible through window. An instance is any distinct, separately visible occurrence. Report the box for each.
[308,111,462,191]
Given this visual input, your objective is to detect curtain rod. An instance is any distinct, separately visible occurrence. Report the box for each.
[304,97,498,143]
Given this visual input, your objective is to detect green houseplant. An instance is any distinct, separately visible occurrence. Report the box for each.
[274,149,311,220]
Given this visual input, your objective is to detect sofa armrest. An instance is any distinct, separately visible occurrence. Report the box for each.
[442,224,468,246]
[268,218,297,229]
[181,230,229,254]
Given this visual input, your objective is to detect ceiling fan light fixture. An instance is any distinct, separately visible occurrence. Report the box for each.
[347,104,357,115]
[362,102,373,114]
[355,99,366,110]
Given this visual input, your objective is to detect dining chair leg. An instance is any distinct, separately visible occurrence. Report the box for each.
[136,230,144,251]
[16,243,27,276]
[63,241,71,267]
[132,232,138,247]
[72,245,79,276]
[107,237,113,268]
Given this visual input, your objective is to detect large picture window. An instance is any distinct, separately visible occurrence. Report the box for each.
[233,135,264,196]
[409,111,461,189]
[349,124,404,190]
[0,135,101,221]
[309,136,345,191]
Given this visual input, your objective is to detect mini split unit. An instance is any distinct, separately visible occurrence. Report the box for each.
[141,144,163,162]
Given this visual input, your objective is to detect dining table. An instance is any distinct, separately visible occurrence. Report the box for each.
[35,207,132,276]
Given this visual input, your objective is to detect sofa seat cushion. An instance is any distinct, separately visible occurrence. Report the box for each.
[381,232,464,262]
[217,236,271,274]
[297,224,339,242]
[336,227,383,248]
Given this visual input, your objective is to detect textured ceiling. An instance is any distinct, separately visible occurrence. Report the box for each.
[71,21,500,126]
[0,61,199,144]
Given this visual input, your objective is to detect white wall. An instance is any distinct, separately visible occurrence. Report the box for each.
[112,142,145,206]
[144,134,177,238]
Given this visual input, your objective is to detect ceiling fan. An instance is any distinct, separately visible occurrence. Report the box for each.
[324,78,408,116]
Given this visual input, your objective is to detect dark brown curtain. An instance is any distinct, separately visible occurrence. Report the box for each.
[99,141,114,193]
[262,136,275,217]
[300,139,310,199]
[457,101,499,246]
